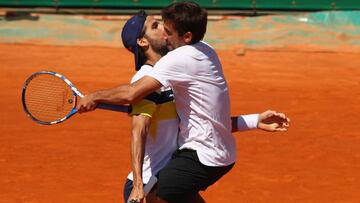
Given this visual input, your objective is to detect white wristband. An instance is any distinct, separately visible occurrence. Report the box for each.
[236,114,259,131]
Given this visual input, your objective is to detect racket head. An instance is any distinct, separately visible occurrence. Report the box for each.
[22,71,81,125]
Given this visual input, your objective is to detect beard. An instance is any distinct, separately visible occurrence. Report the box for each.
[145,35,169,56]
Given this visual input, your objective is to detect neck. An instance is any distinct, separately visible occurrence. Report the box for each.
[144,49,162,66]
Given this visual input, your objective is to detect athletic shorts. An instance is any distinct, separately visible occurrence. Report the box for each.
[156,149,235,203]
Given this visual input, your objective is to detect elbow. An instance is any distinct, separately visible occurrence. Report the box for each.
[124,86,142,104]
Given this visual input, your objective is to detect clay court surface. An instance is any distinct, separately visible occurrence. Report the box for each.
[1,43,360,203]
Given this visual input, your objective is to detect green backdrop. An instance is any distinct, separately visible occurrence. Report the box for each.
[0,0,359,10]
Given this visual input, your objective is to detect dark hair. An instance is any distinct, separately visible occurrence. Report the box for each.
[161,1,207,44]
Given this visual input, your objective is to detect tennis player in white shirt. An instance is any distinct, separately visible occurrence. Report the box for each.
[78,2,290,203]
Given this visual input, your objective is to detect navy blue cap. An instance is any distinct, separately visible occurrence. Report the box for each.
[121,11,147,71]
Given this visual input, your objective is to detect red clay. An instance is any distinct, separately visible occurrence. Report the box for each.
[1,43,360,203]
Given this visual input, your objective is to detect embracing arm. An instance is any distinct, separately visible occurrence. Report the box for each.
[232,110,290,132]
[77,76,162,113]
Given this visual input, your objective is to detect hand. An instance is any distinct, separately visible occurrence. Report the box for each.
[76,93,97,113]
[128,184,145,203]
[257,110,290,132]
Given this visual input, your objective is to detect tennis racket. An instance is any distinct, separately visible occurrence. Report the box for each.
[22,71,131,125]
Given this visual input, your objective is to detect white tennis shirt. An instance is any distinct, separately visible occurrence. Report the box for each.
[146,41,236,166]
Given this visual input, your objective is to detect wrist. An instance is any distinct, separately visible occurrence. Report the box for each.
[133,178,144,187]
[236,114,259,131]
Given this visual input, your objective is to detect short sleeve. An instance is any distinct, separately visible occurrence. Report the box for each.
[145,50,185,88]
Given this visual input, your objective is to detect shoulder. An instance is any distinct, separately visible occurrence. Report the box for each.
[161,43,203,60]
[198,41,214,49]
[130,65,154,83]
[174,41,215,58]
[154,45,194,68]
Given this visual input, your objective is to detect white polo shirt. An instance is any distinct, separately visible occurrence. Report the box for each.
[146,41,236,167]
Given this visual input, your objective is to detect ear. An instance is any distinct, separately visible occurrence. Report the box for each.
[182,32,193,44]
[137,37,149,48]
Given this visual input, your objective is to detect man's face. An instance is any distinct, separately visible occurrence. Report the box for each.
[163,20,187,51]
[142,16,168,56]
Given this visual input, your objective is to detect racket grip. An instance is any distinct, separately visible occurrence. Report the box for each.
[97,103,131,113]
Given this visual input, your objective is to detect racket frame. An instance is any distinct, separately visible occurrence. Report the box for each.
[22,71,130,125]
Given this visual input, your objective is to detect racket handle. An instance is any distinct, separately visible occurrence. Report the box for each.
[97,103,131,113]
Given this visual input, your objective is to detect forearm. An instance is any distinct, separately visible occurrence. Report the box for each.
[77,76,162,113]
[131,130,146,186]
[91,84,134,105]
[91,76,162,106]
[231,114,259,132]
[131,115,150,187]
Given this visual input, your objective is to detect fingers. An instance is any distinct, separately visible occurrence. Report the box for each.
[282,122,290,128]
[275,112,286,119]
[77,103,96,113]
[274,121,290,132]
[267,111,289,121]
[274,112,291,123]
[272,118,290,131]
[262,110,276,118]
[275,127,288,132]
[127,199,142,203]
[261,110,288,121]
[262,110,290,123]
[127,195,144,203]
[259,119,290,132]
[128,187,145,203]
[76,95,97,113]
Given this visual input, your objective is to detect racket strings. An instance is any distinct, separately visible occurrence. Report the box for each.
[24,74,75,123]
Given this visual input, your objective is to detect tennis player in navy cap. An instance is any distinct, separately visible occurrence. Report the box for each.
[79,3,290,203]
